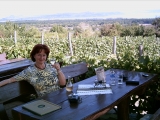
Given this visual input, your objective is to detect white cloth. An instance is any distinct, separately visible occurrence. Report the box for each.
[77,84,113,95]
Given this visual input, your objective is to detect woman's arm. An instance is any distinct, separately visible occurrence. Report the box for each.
[0,77,16,87]
[53,63,66,86]
[57,69,66,86]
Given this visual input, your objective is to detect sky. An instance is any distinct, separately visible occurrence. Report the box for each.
[0,0,160,19]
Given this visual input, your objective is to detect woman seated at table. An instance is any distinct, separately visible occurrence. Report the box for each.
[0,44,66,97]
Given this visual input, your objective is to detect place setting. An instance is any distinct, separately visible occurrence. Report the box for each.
[76,66,113,96]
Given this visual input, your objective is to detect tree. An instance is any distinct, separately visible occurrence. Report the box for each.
[152,18,160,37]
[133,25,144,36]
[18,25,27,37]
[50,25,67,33]
[0,25,5,38]
[4,21,15,38]
[25,27,40,38]
[143,26,155,37]
[100,24,113,36]
[152,18,160,29]
[74,22,94,37]
[100,23,122,37]
[120,26,134,37]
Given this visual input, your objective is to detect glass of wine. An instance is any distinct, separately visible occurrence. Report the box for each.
[66,76,73,92]
[50,58,56,65]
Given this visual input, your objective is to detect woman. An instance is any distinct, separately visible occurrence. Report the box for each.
[0,44,66,97]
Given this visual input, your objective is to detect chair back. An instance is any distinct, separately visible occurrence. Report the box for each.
[0,81,37,120]
[61,62,88,83]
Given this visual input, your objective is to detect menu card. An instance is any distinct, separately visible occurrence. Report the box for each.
[22,99,61,116]
[77,84,113,95]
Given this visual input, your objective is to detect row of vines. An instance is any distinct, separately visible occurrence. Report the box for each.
[1,35,160,119]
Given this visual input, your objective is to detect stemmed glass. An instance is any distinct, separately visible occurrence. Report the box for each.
[49,58,56,65]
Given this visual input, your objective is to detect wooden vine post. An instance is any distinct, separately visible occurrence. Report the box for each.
[68,32,73,56]
[14,31,17,45]
[112,36,116,54]
[41,31,44,44]
[139,45,143,56]
[56,32,59,40]
[125,36,127,40]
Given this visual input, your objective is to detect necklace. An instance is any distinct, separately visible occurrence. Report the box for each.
[35,64,45,70]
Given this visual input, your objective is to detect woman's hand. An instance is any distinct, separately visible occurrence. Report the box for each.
[53,62,66,86]
[53,63,61,71]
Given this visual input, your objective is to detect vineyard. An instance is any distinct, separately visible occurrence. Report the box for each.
[1,35,160,119]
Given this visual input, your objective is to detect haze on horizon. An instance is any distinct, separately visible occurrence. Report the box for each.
[0,0,160,19]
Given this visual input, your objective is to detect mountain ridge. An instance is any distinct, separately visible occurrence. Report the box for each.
[0,12,140,22]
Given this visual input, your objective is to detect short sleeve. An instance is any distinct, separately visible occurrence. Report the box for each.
[13,68,30,81]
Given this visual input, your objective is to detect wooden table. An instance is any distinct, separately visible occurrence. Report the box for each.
[0,59,34,81]
[12,69,158,120]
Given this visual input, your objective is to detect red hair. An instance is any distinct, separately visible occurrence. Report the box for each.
[30,44,50,62]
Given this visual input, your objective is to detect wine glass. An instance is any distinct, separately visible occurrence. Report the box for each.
[50,58,56,65]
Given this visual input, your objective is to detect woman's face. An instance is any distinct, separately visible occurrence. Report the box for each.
[34,49,47,64]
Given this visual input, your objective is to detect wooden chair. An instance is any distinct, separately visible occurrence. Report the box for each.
[0,59,33,81]
[61,62,88,83]
[0,81,37,120]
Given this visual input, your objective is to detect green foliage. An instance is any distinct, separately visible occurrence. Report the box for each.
[25,27,40,38]
[1,36,160,119]
[143,26,155,37]
[152,17,160,29]
[50,25,67,34]
[4,22,15,37]
[74,22,94,37]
